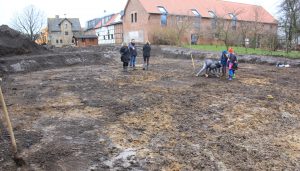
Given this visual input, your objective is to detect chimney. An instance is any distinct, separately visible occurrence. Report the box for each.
[55,15,59,19]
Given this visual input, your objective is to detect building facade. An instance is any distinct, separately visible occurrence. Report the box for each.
[95,13,123,44]
[47,15,81,47]
[73,35,98,47]
[123,0,278,46]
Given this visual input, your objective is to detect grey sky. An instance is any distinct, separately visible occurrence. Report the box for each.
[0,0,280,27]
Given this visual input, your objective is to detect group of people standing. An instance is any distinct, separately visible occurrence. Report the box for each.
[220,47,238,80]
[120,39,151,72]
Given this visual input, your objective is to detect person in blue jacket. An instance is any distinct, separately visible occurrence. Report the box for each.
[128,39,137,69]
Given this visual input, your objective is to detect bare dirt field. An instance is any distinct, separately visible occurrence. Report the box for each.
[0,46,300,171]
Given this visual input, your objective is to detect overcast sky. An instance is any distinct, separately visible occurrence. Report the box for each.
[0,0,280,27]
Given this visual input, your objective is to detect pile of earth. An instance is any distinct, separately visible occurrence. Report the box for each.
[0,25,46,57]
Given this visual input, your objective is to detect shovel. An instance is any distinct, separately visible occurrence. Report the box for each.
[0,78,25,166]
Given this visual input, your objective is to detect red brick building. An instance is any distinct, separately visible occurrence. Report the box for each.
[123,0,278,46]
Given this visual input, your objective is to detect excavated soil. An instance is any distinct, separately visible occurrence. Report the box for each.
[0,25,46,57]
[0,46,300,170]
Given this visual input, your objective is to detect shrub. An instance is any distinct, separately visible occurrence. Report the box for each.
[151,28,178,45]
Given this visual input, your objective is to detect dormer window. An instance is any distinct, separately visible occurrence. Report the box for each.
[158,6,167,14]
[158,6,168,26]
[191,9,201,29]
[191,9,200,17]
[229,13,237,30]
[208,11,217,29]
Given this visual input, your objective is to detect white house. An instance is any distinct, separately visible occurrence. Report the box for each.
[95,13,123,44]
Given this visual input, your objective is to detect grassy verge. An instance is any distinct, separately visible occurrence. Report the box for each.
[184,45,300,59]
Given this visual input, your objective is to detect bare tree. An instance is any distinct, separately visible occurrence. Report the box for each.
[239,21,251,52]
[11,5,45,41]
[169,14,193,45]
[249,6,266,49]
[278,0,300,52]
[214,8,244,50]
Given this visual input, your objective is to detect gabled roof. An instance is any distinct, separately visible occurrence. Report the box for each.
[48,18,81,32]
[94,13,122,29]
[134,0,277,24]
[106,13,122,26]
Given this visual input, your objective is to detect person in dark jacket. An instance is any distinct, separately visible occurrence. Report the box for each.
[220,50,228,77]
[142,41,151,70]
[120,42,130,72]
[128,39,137,69]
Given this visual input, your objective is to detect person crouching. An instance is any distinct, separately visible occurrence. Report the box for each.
[196,59,221,77]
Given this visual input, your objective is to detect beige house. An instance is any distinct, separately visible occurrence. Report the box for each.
[123,0,278,46]
[47,15,81,47]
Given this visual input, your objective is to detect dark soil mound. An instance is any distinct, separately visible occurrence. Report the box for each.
[0,25,46,57]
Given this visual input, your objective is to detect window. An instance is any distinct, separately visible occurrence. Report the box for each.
[131,13,134,23]
[56,40,58,43]
[60,39,63,43]
[72,39,74,43]
[208,11,217,29]
[65,24,67,29]
[215,33,219,38]
[108,34,110,40]
[191,9,201,29]
[161,14,167,26]
[191,34,199,45]
[229,13,237,30]
[158,6,168,26]
[131,12,137,23]
[111,34,114,39]
[65,31,68,35]
[103,36,106,40]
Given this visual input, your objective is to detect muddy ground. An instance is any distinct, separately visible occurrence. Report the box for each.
[0,46,300,170]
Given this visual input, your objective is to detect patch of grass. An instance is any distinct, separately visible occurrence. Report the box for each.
[185,44,300,59]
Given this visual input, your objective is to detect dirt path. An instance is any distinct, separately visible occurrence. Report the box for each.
[1,56,300,170]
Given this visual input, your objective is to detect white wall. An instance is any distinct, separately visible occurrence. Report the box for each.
[96,25,115,44]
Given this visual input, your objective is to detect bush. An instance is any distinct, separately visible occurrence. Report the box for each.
[151,28,178,45]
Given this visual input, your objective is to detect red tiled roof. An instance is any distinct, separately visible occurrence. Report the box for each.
[137,0,277,24]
